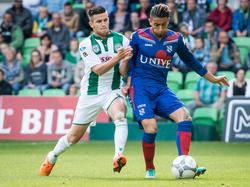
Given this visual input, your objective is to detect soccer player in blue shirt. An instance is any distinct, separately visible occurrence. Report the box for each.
[125,4,229,178]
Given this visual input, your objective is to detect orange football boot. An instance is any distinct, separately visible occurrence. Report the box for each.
[39,157,55,176]
[113,155,127,173]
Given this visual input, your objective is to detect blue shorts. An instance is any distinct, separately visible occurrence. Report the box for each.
[129,84,183,126]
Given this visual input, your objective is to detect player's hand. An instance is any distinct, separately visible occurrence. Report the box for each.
[121,84,130,96]
[117,47,133,61]
[213,75,229,86]
[123,47,133,61]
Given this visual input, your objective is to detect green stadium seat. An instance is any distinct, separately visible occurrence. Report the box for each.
[246,70,250,79]
[192,107,218,141]
[193,107,218,126]
[42,89,65,96]
[184,71,200,89]
[176,89,194,105]
[217,71,235,80]
[167,71,183,93]
[22,54,31,66]
[233,37,250,48]
[18,88,41,96]
[73,3,84,9]
[23,38,40,48]
[233,37,250,65]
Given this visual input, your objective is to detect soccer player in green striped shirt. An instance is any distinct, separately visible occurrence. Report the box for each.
[39,6,133,176]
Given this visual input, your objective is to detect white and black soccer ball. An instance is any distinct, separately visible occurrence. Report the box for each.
[171,155,197,179]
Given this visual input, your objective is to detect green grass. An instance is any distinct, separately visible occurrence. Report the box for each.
[0,141,250,187]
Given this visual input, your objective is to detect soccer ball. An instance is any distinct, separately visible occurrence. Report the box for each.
[171,155,197,179]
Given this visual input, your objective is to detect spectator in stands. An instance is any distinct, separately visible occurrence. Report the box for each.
[187,62,226,112]
[208,0,232,32]
[174,0,186,22]
[0,68,12,95]
[0,47,24,95]
[137,0,151,28]
[232,0,250,37]
[172,22,196,73]
[78,0,94,37]
[0,12,24,51]
[193,37,210,66]
[109,0,130,32]
[47,50,73,94]
[62,2,80,38]
[167,0,180,31]
[23,0,43,18]
[182,0,207,37]
[37,34,58,63]
[123,11,141,32]
[92,0,114,14]
[32,6,52,37]
[227,68,250,97]
[47,13,70,55]
[0,43,9,62]
[68,84,78,96]
[6,0,33,39]
[203,19,219,53]
[24,49,48,94]
[42,0,68,13]
[74,60,84,88]
[65,38,80,65]
[214,31,242,71]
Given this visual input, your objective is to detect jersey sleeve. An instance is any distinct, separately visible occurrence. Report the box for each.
[122,35,130,48]
[79,39,102,69]
[176,34,208,76]
[128,31,138,76]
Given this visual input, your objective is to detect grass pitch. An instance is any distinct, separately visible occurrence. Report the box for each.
[0,141,249,187]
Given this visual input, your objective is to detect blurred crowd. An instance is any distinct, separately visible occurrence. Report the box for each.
[0,0,250,100]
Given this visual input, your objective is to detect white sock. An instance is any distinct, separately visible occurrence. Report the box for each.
[47,135,71,164]
[114,118,128,159]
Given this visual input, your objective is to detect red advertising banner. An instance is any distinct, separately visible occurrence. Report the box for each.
[0,96,109,141]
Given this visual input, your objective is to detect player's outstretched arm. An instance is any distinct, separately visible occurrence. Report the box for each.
[92,47,132,76]
[203,71,229,86]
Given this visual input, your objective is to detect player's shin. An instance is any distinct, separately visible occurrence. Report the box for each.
[176,121,192,156]
[142,132,157,170]
[114,117,128,158]
[48,135,72,164]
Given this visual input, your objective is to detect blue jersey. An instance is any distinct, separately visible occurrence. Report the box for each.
[129,28,208,87]
[128,28,208,123]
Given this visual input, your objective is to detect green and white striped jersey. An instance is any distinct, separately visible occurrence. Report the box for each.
[79,31,129,95]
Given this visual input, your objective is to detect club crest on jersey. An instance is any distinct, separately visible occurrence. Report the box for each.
[166,45,173,53]
[92,45,100,53]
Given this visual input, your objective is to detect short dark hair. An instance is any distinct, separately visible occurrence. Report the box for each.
[88,6,106,18]
[64,2,72,7]
[150,4,170,18]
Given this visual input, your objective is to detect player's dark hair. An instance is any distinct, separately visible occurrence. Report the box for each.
[64,2,72,7]
[88,6,106,18]
[150,4,170,18]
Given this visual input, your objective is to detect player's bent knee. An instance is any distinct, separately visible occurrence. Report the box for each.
[67,134,81,144]
[144,125,158,133]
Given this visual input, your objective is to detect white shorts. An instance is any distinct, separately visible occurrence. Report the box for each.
[72,89,125,125]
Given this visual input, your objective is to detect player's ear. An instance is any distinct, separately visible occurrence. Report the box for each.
[148,17,153,26]
[89,20,94,29]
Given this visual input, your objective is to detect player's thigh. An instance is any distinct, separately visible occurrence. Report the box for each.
[155,88,184,119]
[107,97,126,121]
[169,107,192,123]
[128,86,154,121]
[73,94,102,125]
